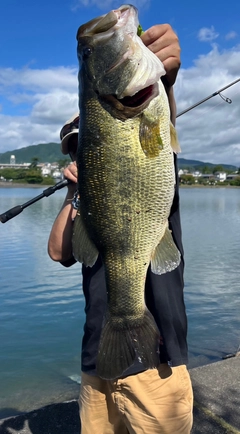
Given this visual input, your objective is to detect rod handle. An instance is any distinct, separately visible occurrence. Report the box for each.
[0,205,23,223]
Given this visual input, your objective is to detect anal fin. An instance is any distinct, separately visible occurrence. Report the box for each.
[72,212,99,266]
[151,227,181,275]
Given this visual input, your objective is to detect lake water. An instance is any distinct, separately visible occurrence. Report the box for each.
[0,186,239,418]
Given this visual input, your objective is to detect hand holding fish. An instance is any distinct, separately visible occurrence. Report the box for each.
[63,161,78,187]
[141,24,181,87]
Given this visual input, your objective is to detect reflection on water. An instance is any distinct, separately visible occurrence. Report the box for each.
[0,186,240,417]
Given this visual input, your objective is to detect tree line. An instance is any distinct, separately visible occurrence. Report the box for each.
[0,158,70,185]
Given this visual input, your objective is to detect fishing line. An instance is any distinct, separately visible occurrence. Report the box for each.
[177,86,240,124]
[178,99,226,121]
[180,98,232,121]
[176,78,240,118]
[201,88,240,117]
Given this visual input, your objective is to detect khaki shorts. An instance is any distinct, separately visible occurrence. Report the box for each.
[79,364,193,434]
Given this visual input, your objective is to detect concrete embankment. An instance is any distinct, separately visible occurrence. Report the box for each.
[0,356,239,434]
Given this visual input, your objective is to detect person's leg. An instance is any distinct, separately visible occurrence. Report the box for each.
[119,364,193,434]
[79,372,129,434]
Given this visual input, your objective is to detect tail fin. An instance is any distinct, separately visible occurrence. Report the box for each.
[96,310,160,380]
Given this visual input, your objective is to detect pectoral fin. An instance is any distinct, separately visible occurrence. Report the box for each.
[72,212,99,266]
[139,115,163,158]
[151,227,181,275]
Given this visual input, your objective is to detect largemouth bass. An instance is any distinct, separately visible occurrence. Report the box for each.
[73,4,181,380]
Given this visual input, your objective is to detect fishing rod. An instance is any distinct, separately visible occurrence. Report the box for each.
[0,178,72,224]
[1,78,239,223]
[176,77,240,118]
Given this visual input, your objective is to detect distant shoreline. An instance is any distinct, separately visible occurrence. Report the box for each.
[178,184,240,188]
[0,182,55,189]
[0,182,239,189]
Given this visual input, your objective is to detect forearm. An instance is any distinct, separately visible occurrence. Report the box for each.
[48,186,77,262]
[165,86,177,126]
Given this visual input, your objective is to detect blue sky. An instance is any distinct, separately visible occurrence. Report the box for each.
[0,0,240,165]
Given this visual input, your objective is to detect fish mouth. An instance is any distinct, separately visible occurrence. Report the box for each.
[118,83,158,108]
[99,82,159,120]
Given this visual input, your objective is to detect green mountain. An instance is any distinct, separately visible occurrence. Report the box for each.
[0,142,237,172]
[0,142,66,164]
[177,158,237,172]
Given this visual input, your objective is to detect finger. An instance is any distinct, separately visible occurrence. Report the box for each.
[141,24,169,47]
[70,162,78,177]
[163,55,180,72]
[156,47,180,69]
[63,166,78,183]
[141,24,180,68]
[154,43,181,87]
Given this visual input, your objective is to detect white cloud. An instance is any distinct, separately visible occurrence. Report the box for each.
[0,45,240,168]
[198,26,219,42]
[225,31,238,41]
[0,67,78,92]
[0,66,79,153]
[175,45,240,166]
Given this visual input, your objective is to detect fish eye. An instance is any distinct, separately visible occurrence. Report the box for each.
[82,46,92,60]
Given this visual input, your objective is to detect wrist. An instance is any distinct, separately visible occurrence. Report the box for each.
[163,85,176,126]
[67,182,77,194]
[65,186,77,203]
[161,75,173,93]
